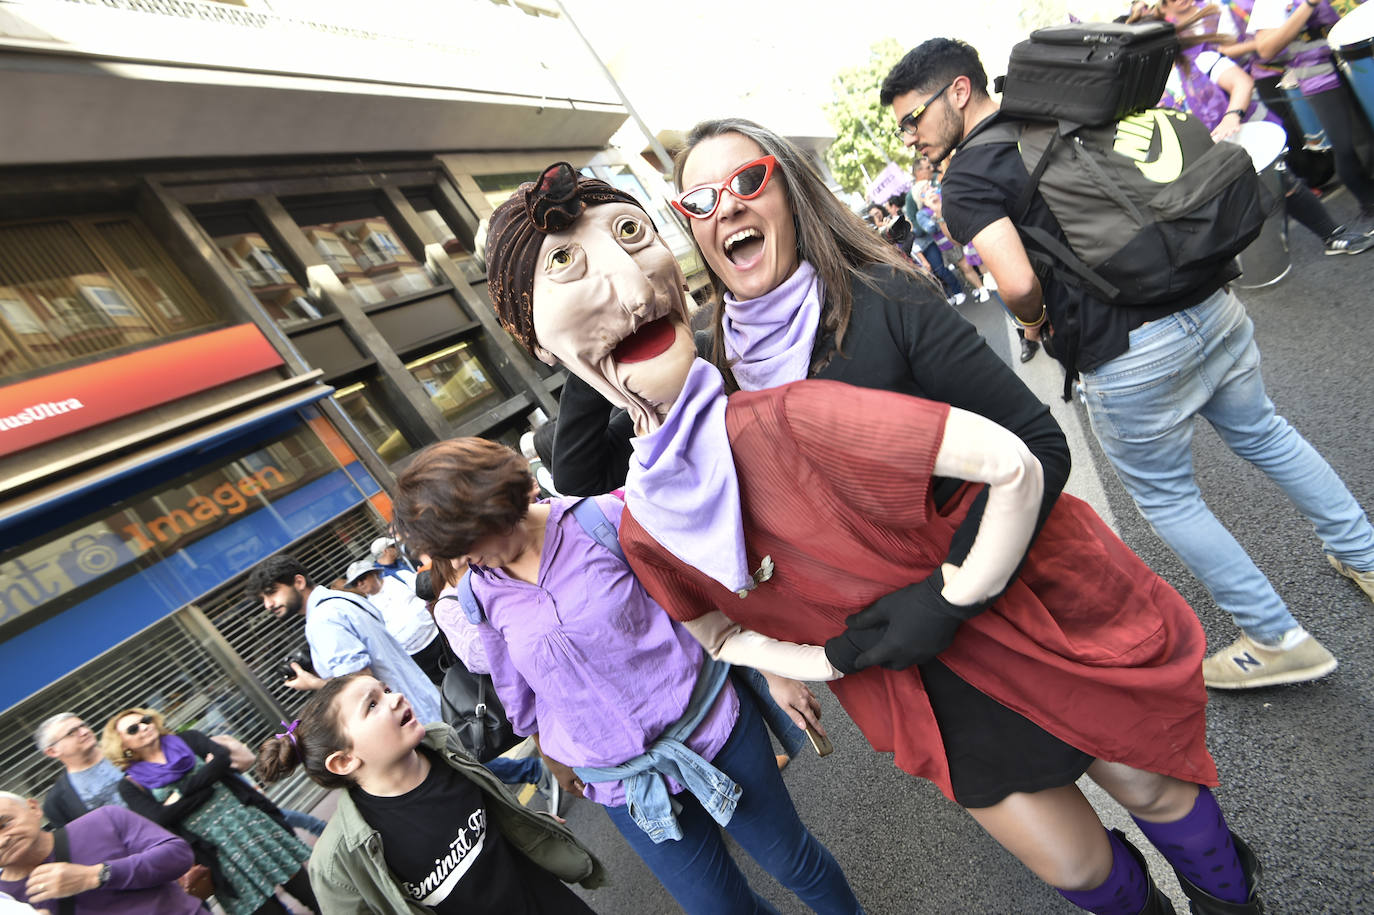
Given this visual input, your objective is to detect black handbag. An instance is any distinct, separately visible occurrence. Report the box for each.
[440,662,519,762]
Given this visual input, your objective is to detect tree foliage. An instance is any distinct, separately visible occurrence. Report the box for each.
[823,38,910,196]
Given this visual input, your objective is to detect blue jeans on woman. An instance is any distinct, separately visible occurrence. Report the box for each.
[1080,287,1374,641]
[604,684,862,915]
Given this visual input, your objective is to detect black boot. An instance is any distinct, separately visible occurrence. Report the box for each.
[1170,831,1264,914]
[1113,829,1178,915]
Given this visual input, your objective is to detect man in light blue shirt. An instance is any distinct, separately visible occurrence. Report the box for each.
[246,554,443,725]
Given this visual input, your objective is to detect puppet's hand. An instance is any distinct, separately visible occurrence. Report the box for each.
[823,570,988,673]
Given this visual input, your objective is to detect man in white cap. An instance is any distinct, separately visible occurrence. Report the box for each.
[344,559,448,684]
[369,537,414,582]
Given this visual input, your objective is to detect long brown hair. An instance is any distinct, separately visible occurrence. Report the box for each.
[1128,2,1230,73]
[672,118,922,389]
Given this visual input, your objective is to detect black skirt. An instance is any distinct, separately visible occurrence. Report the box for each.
[918,659,1094,808]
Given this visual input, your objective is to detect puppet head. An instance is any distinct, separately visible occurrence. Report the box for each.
[487,162,695,434]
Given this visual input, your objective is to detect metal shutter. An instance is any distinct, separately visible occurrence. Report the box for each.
[0,503,390,817]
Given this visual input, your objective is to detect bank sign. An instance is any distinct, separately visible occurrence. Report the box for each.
[0,324,284,458]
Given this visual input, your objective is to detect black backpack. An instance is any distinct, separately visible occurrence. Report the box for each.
[961,108,1268,398]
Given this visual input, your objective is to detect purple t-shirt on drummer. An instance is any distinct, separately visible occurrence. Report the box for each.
[471,496,739,807]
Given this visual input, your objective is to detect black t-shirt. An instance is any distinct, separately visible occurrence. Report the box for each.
[351,748,590,914]
[941,115,1224,374]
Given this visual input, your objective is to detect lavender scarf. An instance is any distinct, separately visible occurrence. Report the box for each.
[126,734,196,788]
[722,260,824,391]
[626,359,757,595]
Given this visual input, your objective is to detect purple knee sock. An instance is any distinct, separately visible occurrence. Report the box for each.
[1058,829,1148,915]
[1132,786,1249,904]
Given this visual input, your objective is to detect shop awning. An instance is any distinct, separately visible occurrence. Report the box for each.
[0,372,332,530]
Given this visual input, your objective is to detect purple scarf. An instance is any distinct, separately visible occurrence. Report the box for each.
[127,734,196,788]
[722,260,824,391]
[626,358,757,595]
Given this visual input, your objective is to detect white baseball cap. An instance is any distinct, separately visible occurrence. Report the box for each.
[345,559,382,584]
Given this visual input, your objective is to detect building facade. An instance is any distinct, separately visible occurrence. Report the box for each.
[0,0,687,812]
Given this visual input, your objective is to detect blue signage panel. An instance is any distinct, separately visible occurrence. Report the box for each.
[0,467,370,710]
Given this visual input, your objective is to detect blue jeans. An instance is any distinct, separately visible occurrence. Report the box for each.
[1080,287,1374,641]
[280,806,327,837]
[921,241,962,297]
[485,755,543,785]
[604,686,862,915]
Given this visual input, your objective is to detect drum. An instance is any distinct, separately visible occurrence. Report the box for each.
[1229,121,1291,288]
[1329,1,1374,129]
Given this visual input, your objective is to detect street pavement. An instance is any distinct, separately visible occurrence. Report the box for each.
[565,190,1374,914]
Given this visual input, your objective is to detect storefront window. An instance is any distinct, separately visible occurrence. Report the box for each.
[0,425,338,637]
[407,191,484,283]
[0,218,222,379]
[474,171,540,213]
[210,230,323,329]
[333,378,414,465]
[405,341,503,425]
[288,201,438,305]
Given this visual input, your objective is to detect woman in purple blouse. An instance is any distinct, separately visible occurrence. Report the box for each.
[393,437,863,915]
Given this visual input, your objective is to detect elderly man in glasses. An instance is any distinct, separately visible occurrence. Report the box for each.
[36,714,125,830]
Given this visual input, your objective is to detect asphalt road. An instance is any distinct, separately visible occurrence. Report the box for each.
[564,190,1374,915]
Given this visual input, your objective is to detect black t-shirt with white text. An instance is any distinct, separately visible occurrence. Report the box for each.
[350,747,591,914]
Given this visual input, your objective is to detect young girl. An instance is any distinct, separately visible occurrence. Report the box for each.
[390,440,864,915]
[255,673,603,914]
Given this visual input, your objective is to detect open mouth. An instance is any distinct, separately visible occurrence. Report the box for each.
[612,316,676,364]
[399,709,413,726]
[724,228,764,266]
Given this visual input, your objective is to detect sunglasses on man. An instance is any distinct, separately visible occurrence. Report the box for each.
[894,82,955,137]
[672,155,778,219]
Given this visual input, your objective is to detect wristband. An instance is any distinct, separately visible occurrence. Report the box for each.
[1012,303,1048,329]
[97,863,111,887]
[1305,0,1319,7]
[1225,108,1245,118]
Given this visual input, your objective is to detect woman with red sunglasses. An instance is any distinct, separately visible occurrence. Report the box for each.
[534,120,1263,914]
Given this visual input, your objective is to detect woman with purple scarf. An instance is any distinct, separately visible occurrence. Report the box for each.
[101,707,317,915]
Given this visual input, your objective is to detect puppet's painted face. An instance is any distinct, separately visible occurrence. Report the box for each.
[531,201,695,434]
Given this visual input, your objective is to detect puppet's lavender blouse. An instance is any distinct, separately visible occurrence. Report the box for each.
[472,496,739,807]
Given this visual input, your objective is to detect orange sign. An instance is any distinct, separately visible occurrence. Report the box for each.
[0,324,284,457]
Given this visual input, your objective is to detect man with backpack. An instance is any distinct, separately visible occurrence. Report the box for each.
[246,554,444,723]
[880,37,1374,690]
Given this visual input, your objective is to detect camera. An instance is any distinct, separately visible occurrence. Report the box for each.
[275,651,315,682]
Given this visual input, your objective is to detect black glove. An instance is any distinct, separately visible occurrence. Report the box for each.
[824,570,990,674]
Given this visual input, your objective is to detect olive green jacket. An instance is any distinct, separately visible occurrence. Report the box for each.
[308,723,607,914]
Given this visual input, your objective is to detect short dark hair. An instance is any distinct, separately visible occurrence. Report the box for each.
[886,194,905,209]
[244,554,311,600]
[392,438,534,587]
[880,38,989,107]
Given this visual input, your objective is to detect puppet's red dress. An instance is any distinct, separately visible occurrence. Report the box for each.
[619,380,1216,802]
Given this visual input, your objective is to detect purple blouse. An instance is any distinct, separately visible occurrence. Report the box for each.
[472,495,739,807]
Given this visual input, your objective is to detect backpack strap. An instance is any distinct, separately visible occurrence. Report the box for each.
[456,570,485,625]
[456,497,624,627]
[569,497,625,564]
[50,827,76,915]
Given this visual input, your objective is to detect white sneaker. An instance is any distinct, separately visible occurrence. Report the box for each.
[974,287,990,303]
[983,273,997,291]
[951,292,967,306]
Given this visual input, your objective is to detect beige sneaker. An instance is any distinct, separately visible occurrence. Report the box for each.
[1202,630,1338,689]
[1327,554,1374,603]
